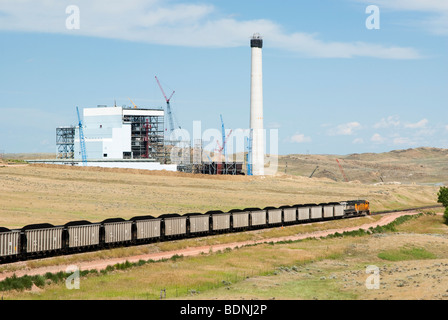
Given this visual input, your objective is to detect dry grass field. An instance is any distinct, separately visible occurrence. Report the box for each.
[277,147,448,185]
[2,212,447,300]
[0,160,440,229]
[0,148,446,300]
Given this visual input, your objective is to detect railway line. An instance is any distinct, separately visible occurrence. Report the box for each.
[0,200,441,265]
[371,204,442,215]
[0,208,433,282]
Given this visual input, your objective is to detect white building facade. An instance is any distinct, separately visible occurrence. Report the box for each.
[74,106,165,161]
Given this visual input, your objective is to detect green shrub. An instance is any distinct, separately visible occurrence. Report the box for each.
[437,187,448,207]
[437,187,448,225]
[444,207,448,226]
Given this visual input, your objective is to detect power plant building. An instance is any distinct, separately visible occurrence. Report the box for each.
[46,35,268,175]
[73,106,164,161]
[46,105,178,171]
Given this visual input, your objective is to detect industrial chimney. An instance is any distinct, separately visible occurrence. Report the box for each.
[250,33,264,176]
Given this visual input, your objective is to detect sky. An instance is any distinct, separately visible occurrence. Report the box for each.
[0,0,447,155]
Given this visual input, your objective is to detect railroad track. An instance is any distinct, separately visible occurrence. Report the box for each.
[371,204,443,216]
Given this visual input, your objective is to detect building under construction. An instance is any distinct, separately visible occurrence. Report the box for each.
[56,106,165,161]
[53,105,243,174]
[47,105,179,171]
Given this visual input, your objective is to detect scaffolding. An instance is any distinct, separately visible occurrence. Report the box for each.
[199,162,243,175]
[56,126,75,159]
[124,111,164,161]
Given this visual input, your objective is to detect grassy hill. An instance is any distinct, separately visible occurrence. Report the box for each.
[278,147,448,185]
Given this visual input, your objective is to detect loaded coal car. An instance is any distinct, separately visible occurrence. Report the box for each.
[208,210,231,234]
[100,218,133,247]
[329,202,345,219]
[160,214,187,240]
[21,223,64,258]
[295,204,311,222]
[229,209,249,231]
[322,203,336,220]
[264,207,282,227]
[130,215,161,244]
[279,205,297,225]
[245,207,267,229]
[185,213,210,236]
[0,227,21,263]
[341,200,370,216]
[64,220,101,252]
[309,204,323,221]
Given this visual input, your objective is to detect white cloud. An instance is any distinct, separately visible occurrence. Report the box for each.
[290,133,312,143]
[0,0,422,59]
[404,118,428,129]
[373,116,400,129]
[366,0,448,12]
[353,138,364,144]
[329,122,362,136]
[393,136,417,145]
[371,133,385,143]
[445,125,448,131]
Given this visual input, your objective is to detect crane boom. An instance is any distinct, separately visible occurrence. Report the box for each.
[155,76,176,135]
[220,115,226,161]
[336,159,348,182]
[309,165,319,178]
[128,97,138,109]
[76,106,87,166]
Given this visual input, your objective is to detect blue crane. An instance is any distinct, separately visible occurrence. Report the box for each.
[246,134,253,176]
[220,114,226,161]
[76,106,87,166]
[217,115,233,162]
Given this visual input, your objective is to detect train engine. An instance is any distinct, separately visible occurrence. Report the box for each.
[341,200,370,216]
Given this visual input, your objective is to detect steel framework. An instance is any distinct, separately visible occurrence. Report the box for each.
[124,111,165,160]
[56,126,75,159]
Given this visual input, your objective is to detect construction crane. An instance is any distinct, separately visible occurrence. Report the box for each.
[309,165,319,178]
[128,97,138,109]
[218,114,233,162]
[246,135,253,176]
[215,131,232,162]
[220,115,226,160]
[336,159,349,182]
[155,76,176,135]
[76,106,87,166]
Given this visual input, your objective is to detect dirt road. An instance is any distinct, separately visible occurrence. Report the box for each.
[0,211,419,282]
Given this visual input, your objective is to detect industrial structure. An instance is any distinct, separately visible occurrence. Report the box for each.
[56,126,75,159]
[48,34,268,176]
[73,106,165,161]
[46,105,177,171]
[250,33,265,176]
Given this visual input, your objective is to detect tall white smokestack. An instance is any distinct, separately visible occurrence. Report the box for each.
[250,33,264,176]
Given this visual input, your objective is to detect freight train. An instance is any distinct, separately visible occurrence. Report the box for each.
[0,200,370,264]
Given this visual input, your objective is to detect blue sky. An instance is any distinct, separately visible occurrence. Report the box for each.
[0,0,447,155]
